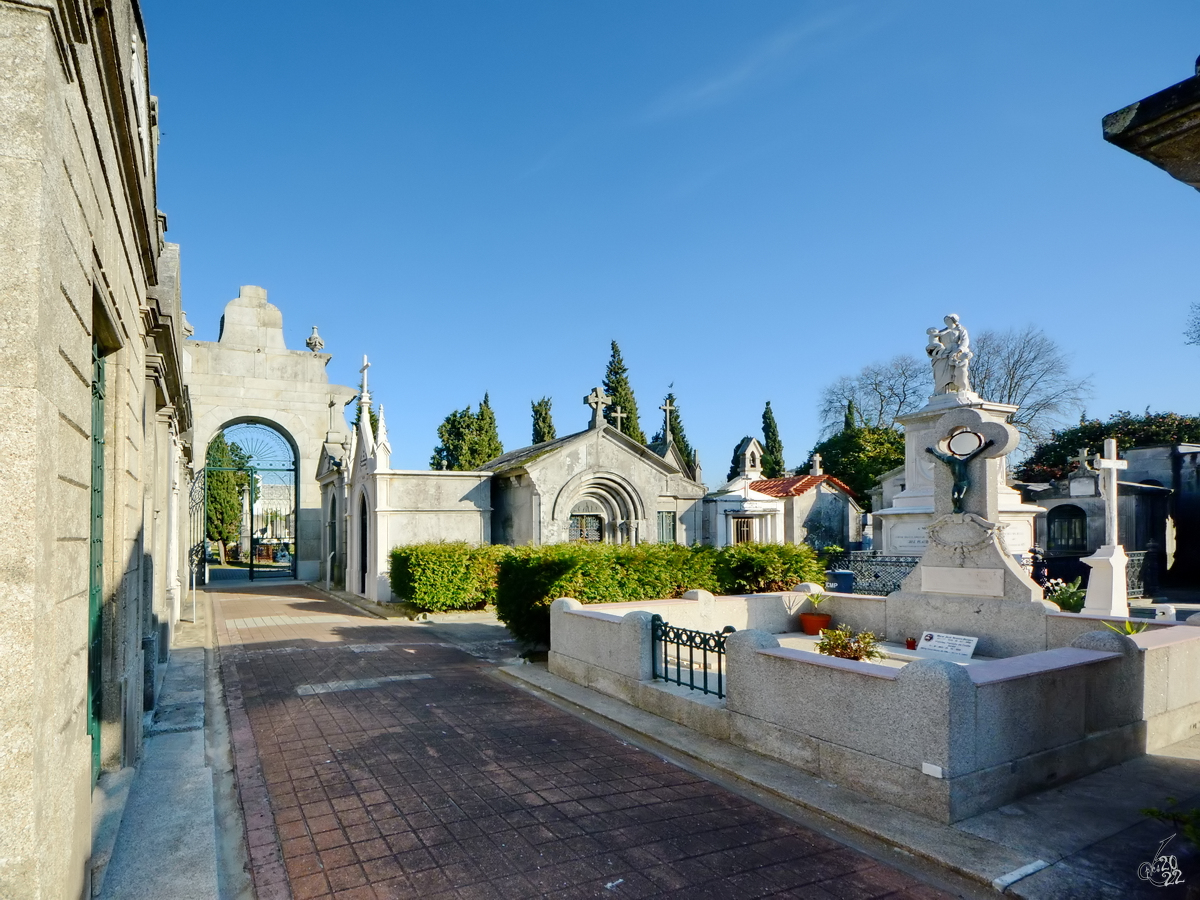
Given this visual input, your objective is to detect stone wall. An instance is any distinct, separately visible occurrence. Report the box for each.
[0,2,189,896]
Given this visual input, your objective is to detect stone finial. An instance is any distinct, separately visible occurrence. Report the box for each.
[810,453,823,476]
[306,326,324,353]
[376,404,390,449]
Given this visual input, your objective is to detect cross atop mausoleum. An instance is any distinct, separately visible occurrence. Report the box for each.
[810,453,823,476]
[612,405,627,432]
[1071,447,1092,473]
[584,386,612,430]
[659,398,675,442]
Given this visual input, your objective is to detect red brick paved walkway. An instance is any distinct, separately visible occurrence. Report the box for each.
[213,583,956,900]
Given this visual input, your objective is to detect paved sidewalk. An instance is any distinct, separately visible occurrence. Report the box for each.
[212,583,959,899]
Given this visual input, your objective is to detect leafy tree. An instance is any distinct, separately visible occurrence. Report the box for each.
[205,433,250,563]
[430,393,504,470]
[651,391,696,471]
[761,401,785,478]
[805,423,903,510]
[602,341,645,442]
[1016,410,1200,481]
[531,397,556,444]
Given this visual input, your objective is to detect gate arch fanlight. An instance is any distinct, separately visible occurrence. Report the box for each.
[553,471,646,540]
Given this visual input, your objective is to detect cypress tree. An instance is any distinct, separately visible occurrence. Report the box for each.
[844,399,858,432]
[205,433,249,563]
[472,393,504,464]
[602,341,646,443]
[531,397,556,444]
[651,392,696,470]
[761,401,785,478]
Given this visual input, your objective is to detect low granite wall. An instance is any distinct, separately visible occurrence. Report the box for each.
[546,596,1198,823]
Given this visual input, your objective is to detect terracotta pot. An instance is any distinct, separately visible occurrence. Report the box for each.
[799,613,832,636]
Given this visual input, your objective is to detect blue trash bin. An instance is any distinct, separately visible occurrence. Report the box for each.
[827,570,855,593]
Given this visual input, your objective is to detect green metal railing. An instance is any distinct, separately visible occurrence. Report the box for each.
[650,615,735,698]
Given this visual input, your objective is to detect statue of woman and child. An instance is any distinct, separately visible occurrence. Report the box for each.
[926,313,973,395]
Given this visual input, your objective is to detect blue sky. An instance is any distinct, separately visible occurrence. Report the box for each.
[144,1,1200,485]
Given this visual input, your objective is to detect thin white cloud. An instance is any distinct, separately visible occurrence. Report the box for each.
[640,9,853,122]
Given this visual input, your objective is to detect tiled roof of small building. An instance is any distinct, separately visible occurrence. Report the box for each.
[749,474,857,499]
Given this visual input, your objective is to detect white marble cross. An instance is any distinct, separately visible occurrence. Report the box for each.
[1072,447,1092,473]
[1093,438,1127,546]
[584,387,611,429]
[612,405,627,432]
[810,453,823,476]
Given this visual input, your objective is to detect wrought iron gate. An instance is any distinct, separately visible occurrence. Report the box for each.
[188,464,206,587]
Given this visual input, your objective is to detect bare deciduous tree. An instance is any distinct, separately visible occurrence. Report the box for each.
[968,326,1091,444]
[819,326,1090,446]
[1186,302,1200,346]
[818,355,929,434]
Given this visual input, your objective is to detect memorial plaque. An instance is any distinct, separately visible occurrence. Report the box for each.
[921,566,1004,597]
[918,631,978,662]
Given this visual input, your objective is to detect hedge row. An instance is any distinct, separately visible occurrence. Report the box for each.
[389,541,825,646]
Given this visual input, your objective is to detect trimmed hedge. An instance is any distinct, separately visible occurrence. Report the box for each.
[388,542,511,612]
[389,540,827,647]
[495,543,720,647]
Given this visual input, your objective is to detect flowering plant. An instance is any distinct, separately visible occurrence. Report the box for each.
[1043,576,1085,613]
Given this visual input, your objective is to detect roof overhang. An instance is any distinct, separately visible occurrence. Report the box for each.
[1104,61,1200,191]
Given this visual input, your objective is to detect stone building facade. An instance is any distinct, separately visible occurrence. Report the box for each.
[0,2,191,896]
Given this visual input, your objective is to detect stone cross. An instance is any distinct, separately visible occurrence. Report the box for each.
[659,398,675,441]
[359,355,371,404]
[1071,447,1092,473]
[584,387,612,429]
[1093,438,1128,546]
[611,405,627,432]
[810,453,823,476]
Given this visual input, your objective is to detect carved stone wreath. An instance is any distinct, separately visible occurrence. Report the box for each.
[926,512,1007,564]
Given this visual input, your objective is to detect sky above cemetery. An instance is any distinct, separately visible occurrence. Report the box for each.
[144,1,1200,485]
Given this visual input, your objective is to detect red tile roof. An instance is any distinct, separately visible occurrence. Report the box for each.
[749,474,857,499]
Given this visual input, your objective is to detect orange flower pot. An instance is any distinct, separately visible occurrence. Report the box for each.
[799,613,832,636]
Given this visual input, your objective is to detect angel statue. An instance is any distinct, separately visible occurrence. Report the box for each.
[926,314,973,394]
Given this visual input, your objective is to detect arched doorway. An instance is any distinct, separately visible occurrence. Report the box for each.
[204,422,298,581]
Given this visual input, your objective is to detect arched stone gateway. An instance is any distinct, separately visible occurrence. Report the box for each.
[185,286,357,581]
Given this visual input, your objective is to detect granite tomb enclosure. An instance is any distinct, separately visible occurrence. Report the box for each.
[548,316,1200,823]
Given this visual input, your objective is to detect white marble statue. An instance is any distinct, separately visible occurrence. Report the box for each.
[926,314,973,394]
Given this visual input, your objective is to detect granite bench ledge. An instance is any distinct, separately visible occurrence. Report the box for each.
[966,647,1119,685]
[756,646,901,680]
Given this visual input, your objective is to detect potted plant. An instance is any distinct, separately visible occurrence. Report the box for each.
[816,624,885,662]
[799,593,832,635]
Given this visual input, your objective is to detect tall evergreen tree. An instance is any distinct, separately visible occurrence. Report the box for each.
[205,433,250,563]
[352,376,378,437]
[472,393,504,464]
[844,399,858,432]
[430,394,504,470]
[651,392,696,470]
[727,436,753,482]
[531,397,556,444]
[602,341,645,442]
[761,401,786,478]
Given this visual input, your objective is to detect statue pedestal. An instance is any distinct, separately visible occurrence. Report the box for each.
[1082,545,1129,617]
[876,395,1042,558]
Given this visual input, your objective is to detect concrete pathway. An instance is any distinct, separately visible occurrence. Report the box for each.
[211,583,963,899]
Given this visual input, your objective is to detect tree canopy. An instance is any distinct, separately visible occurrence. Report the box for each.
[761,401,785,478]
[602,341,645,443]
[651,391,697,472]
[531,397,556,444]
[805,418,903,510]
[1016,410,1200,481]
[430,393,504,470]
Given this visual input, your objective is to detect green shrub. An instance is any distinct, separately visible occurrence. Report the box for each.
[388,542,511,612]
[816,625,884,661]
[1043,576,1085,613]
[714,542,824,594]
[495,543,720,647]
